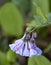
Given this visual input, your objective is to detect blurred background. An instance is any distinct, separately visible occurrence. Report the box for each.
[0,0,51,65]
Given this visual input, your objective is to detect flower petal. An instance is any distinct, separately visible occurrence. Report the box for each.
[23,42,30,57]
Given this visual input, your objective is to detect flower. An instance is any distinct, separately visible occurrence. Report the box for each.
[9,32,42,57]
[9,33,26,55]
[29,34,42,57]
[29,42,42,57]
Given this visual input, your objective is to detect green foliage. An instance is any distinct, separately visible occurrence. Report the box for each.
[28,0,51,38]
[0,50,19,65]
[0,3,24,36]
[26,16,51,29]
[31,0,49,15]
[46,13,51,22]
[32,1,48,22]
[7,49,17,62]
[28,55,51,65]
[27,1,51,30]
[0,51,10,65]
[12,0,30,15]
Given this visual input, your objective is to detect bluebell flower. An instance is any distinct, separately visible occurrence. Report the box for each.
[9,33,26,55]
[9,32,42,57]
[29,33,42,57]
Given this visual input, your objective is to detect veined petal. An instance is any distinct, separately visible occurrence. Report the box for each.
[23,42,30,57]
[9,39,24,52]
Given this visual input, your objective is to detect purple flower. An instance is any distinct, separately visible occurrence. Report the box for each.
[9,33,26,55]
[9,33,42,57]
[27,41,42,57]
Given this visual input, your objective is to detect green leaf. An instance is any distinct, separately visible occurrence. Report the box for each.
[7,49,17,62]
[36,6,48,22]
[31,0,49,14]
[32,1,48,22]
[0,51,10,65]
[26,16,51,28]
[28,55,51,65]
[0,3,24,36]
[12,0,30,14]
[46,13,51,22]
